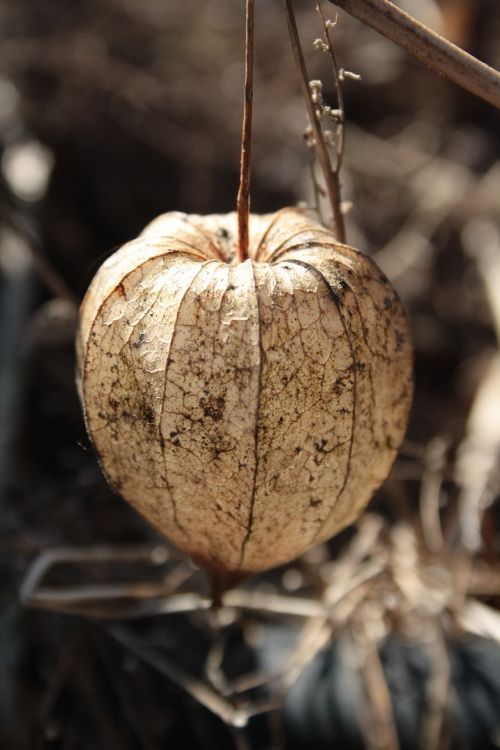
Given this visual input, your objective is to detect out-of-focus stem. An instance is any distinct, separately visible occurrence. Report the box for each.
[328,0,500,108]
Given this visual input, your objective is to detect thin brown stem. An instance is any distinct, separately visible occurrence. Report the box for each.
[328,0,500,109]
[236,0,255,263]
[284,0,346,243]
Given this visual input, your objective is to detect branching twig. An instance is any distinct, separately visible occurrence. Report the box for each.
[315,3,346,173]
[284,0,346,242]
[236,0,255,263]
[328,0,500,109]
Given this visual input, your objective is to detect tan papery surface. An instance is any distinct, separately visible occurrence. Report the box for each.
[78,208,413,574]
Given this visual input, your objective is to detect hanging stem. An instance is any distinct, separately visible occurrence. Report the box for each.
[236,0,255,263]
[284,0,346,243]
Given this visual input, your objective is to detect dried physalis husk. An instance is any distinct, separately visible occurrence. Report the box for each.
[77,208,412,576]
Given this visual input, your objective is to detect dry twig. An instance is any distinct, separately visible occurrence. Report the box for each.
[315,2,346,173]
[421,630,451,750]
[284,0,346,241]
[328,0,500,108]
[419,437,447,554]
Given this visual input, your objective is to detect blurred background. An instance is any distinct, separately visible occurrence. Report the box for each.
[1,0,500,748]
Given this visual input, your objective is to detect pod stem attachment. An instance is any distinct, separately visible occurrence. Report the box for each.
[236,0,255,263]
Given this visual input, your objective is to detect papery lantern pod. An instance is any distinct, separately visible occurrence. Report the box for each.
[77,208,412,575]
